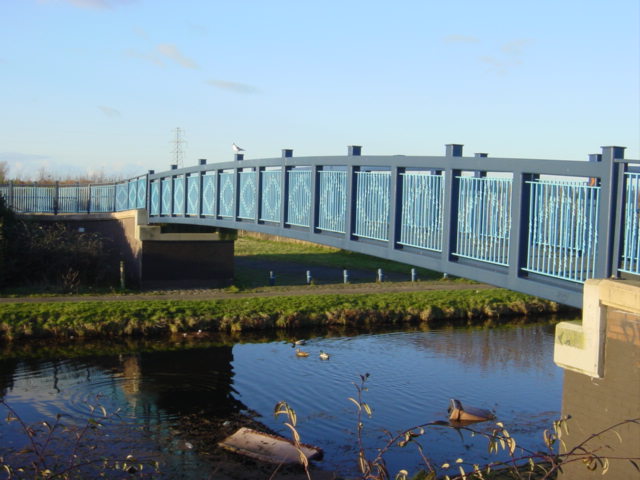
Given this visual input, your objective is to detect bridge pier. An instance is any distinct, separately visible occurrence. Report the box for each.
[25,210,236,289]
[554,279,640,479]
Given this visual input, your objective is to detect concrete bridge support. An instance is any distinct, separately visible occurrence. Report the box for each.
[554,279,640,479]
[27,210,236,289]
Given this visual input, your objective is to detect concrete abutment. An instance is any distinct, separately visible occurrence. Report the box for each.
[554,279,640,480]
[25,210,236,289]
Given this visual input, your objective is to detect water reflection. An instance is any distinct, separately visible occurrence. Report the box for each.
[407,324,557,370]
[0,323,564,478]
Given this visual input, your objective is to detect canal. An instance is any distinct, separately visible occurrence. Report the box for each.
[0,321,564,478]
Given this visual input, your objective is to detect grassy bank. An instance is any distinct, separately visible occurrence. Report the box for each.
[0,288,568,341]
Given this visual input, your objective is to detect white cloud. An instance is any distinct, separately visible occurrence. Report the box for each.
[98,105,122,118]
[206,79,259,94]
[157,44,199,69]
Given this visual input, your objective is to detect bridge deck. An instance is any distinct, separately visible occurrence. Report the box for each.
[2,144,639,308]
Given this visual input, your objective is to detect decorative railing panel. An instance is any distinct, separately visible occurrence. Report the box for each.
[620,172,640,275]
[201,173,216,216]
[287,169,311,227]
[355,171,390,241]
[218,172,235,218]
[399,172,443,251]
[136,177,146,209]
[115,183,129,211]
[186,174,200,216]
[7,185,56,212]
[173,175,185,215]
[318,170,347,233]
[57,185,87,213]
[239,170,257,220]
[260,169,281,222]
[455,177,511,265]
[525,180,599,283]
[150,180,160,216]
[161,178,172,215]
[127,179,137,210]
[91,185,115,212]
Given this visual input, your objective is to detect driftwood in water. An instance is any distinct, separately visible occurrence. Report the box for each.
[218,427,323,465]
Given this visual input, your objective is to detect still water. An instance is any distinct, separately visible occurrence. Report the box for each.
[0,323,563,478]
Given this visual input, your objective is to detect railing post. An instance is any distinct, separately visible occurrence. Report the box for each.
[181,172,188,217]
[54,181,59,215]
[233,167,240,221]
[280,150,291,228]
[473,153,488,178]
[256,166,264,222]
[195,161,205,217]
[8,181,13,209]
[310,164,319,233]
[280,149,293,227]
[348,145,362,157]
[146,170,154,214]
[442,144,463,262]
[214,169,221,218]
[345,145,361,240]
[508,171,534,282]
[597,146,626,278]
[388,165,403,250]
[87,183,92,213]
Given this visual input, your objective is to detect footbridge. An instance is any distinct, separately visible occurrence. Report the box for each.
[2,144,639,308]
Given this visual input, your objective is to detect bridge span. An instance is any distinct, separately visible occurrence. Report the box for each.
[2,144,639,308]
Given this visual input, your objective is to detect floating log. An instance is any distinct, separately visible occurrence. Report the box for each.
[448,399,495,424]
[218,427,323,465]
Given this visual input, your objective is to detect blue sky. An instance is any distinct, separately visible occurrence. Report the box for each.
[1,0,638,179]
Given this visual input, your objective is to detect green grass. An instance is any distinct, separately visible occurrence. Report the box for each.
[0,288,568,341]
[235,234,441,278]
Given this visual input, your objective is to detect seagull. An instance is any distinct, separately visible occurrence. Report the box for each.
[232,143,245,153]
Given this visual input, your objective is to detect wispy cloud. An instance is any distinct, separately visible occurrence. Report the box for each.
[480,38,532,75]
[40,0,136,9]
[206,79,259,94]
[124,48,164,66]
[157,44,198,69]
[443,34,481,44]
[501,39,532,56]
[98,105,122,118]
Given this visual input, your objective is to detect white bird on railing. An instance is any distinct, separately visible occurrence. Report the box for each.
[232,143,245,153]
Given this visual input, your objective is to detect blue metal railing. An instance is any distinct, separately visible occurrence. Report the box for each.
[525,181,599,283]
[399,172,443,252]
[1,145,638,307]
[621,172,640,275]
[317,170,346,233]
[355,171,390,241]
[455,176,511,266]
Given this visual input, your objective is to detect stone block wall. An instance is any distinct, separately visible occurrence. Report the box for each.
[556,279,640,480]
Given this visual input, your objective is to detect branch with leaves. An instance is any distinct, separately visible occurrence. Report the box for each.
[1,399,159,479]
